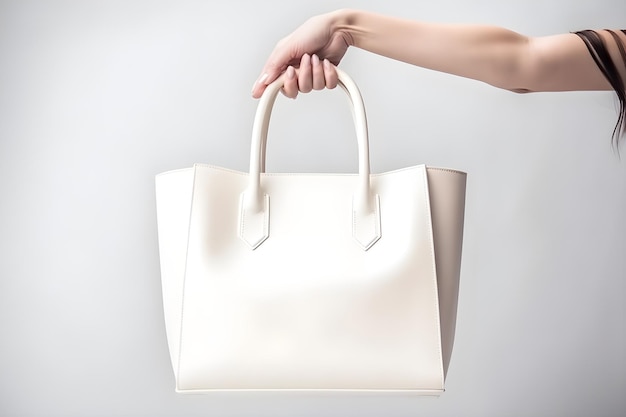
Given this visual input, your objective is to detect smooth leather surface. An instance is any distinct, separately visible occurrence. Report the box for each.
[155,70,467,393]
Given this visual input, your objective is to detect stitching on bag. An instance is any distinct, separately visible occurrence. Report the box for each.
[352,196,380,249]
[352,204,357,244]
[375,197,380,239]
[239,195,269,248]
[263,195,268,239]
[426,167,467,176]
[239,202,246,242]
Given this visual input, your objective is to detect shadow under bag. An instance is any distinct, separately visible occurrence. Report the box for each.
[155,70,467,394]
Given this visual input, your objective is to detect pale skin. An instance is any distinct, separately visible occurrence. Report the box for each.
[251,9,626,99]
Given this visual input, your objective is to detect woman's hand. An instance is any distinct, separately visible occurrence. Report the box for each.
[279,54,339,99]
[252,11,350,99]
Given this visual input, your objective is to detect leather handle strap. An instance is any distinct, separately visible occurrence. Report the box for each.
[259,81,359,175]
[240,69,380,250]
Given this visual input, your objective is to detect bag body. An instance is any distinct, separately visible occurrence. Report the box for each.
[155,70,466,393]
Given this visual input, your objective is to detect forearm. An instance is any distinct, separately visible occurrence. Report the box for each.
[330,9,611,92]
[252,8,617,98]
[331,9,527,89]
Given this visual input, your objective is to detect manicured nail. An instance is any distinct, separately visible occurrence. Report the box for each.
[252,73,269,95]
[253,73,268,88]
[312,54,320,65]
[323,58,331,70]
[286,66,295,79]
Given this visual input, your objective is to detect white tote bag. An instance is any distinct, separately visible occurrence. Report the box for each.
[155,70,467,394]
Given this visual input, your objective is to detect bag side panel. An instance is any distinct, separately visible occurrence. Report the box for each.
[426,168,467,378]
[155,168,195,378]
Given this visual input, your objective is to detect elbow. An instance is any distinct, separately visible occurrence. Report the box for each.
[508,87,534,94]
[487,69,537,94]
[486,36,538,93]
[487,68,537,93]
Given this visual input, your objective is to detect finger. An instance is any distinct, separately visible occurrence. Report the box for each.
[323,59,339,89]
[252,72,269,98]
[281,66,298,99]
[311,54,325,90]
[252,41,295,98]
[298,54,313,93]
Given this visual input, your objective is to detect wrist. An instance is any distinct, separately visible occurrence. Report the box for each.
[327,8,359,47]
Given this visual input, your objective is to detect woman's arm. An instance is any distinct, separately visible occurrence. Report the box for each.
[252,9,624,96]
[252,9,625,143]
[333,10,621,93]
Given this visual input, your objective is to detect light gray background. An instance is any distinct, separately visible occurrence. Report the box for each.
[1,0,624,416]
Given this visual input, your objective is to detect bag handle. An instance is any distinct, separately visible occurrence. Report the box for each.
[239,69,381,251]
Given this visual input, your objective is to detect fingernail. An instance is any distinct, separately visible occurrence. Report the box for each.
[323,58,331,70]
[312,54,320,65]
[252,73,269,94]
[286,66,295,79]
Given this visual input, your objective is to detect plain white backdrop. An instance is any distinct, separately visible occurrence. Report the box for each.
[0,0,624,416]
